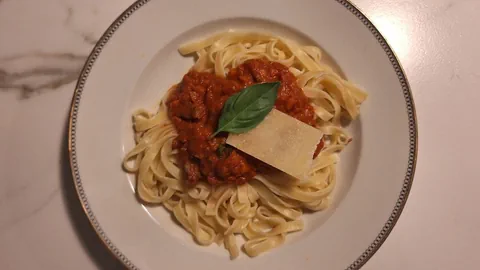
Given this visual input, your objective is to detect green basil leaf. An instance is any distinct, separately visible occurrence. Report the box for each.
[211,82,280,137]
[217,144,226,156]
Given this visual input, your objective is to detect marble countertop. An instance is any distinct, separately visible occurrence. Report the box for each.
[1,0,479,269]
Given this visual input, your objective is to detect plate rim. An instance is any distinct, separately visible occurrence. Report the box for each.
[68,0,418,269]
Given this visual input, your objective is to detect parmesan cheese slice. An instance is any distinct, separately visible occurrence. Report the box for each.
[226,109,323,180]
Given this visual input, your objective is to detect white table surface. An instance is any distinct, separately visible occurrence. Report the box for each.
[1,0,479,269]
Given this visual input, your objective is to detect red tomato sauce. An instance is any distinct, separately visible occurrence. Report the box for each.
[167,58,323,185]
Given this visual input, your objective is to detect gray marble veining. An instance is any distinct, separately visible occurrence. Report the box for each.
[63,4,98,46]
[0,53,88,98]
[0,189,60,232]
[0,1,134,269]
[0,0,104,99]
[1,0,480,269]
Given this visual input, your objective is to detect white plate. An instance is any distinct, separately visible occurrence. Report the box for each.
[68,0,417,269]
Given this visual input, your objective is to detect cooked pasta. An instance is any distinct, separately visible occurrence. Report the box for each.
[123,31,367,259]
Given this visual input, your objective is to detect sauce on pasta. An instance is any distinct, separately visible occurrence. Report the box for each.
[168,58,323,186]
[124,31,368,259]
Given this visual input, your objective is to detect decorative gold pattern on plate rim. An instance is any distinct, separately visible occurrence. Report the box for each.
[68,0,418,269]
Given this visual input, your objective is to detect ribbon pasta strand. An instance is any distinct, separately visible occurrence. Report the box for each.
[123,31,366,259]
